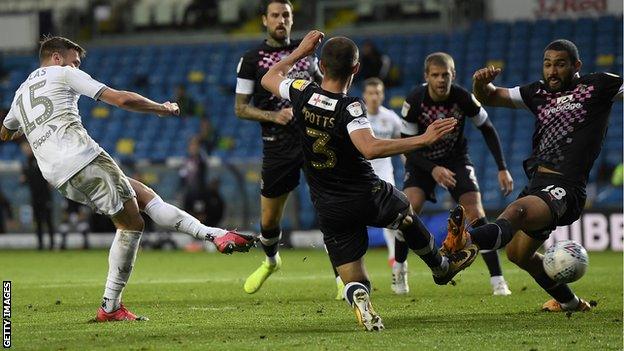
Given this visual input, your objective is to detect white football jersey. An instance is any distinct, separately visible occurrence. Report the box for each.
[368,105,402,184]
[3,66,106,187]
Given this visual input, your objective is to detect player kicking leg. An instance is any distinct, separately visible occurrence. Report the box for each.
[129,179,255,254]
[445,195,591,312]
[0,36,257,323]
[468,39,622,311]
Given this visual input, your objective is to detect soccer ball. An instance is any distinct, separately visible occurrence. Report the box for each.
[543,240,589,284]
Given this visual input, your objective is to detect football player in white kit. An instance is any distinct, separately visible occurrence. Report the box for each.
[362,78,403,256]
[362,78,415,295]
[0,37,256,322]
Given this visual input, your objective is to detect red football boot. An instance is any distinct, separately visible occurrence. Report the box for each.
[95,304,148,322]
[212,231,257,254]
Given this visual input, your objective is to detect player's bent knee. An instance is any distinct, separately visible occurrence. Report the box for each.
[503,202,529,223]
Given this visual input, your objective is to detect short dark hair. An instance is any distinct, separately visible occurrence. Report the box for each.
[320,37,359,81]
[263,0,293,14]
[39,36,86,62]
[424,52,455,74]
[364,77,384,90]
[544,39,580,62]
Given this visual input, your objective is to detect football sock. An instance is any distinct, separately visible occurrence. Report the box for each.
[343,281,371,306]
[470,218,513,250]
[143,195,226,240]
[490,275,506,287]
[382,228,396,259]
[402,215,445,271]
[394,231,409,263]
[472,217,504,277]
[259,227,281,263]
[533,270,576,304]
[481,250,503,277]
[393,260,407,271]
[102,229,142,313]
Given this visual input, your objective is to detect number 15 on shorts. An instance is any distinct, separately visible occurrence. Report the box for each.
[542,185,566,200]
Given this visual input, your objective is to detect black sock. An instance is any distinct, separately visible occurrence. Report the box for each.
[395,234,409,263]
[481,250,503,277]
[470,218,513,250]
[533,271,575,303]
[344,280,371,306]
[472,217,504,277]
[260,226,281,257]
[402,216,443,269]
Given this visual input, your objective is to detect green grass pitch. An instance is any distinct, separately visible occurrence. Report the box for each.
[2,249,622,350]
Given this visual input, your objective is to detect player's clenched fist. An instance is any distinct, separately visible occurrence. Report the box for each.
[473,66,502,85]
[422,118,457,145]
[271,107,293,125]
[160,101,180,116]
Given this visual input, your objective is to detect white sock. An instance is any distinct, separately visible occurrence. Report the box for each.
[560,295,580,310]
[393,261,407,271]
[102,229,142,313]
[490,275,505,286]
[143,195,227,240]
[383,228,396,259]
[265,251,280,265]
[335,276,343,285]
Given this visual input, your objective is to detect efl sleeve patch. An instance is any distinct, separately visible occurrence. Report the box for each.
[292,79,311,91]
[347,102,364,117]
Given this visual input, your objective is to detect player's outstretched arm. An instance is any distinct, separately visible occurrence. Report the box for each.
[99,88,179,116]
[472,66,516,108]
[351,118,457,159]
[261,30,324,97]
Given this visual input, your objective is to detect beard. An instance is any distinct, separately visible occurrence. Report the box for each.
[269,27,289,42]
[543,74,574,93]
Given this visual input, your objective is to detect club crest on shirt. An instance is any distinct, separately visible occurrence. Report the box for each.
[556,94,574,105]
[347,102,364,117]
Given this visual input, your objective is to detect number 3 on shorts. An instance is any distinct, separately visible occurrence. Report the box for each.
[541,185,566,200]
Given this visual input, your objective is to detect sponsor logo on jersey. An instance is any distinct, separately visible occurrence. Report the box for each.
[545,95,582,116]
[308,93,338,111]
[32,128,53,150]
[292,79,311,91]
[556,94,574,105]
[347,102,364,117]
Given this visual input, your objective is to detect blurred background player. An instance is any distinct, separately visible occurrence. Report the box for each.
[363,77,402,265]
[1,36,256,322]
[396,52,514,296]
[20,141,56,250]
[58,198,90,250]
[262,30,478,331]
[234,0,322,294]
[469,39,622,311]
[0,188,12,233]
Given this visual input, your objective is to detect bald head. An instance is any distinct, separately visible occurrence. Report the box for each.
[320,37,359,81]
